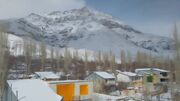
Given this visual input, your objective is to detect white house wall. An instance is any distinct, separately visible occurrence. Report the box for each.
[6,85,18,101]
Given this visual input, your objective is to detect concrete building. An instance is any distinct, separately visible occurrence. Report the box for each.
[48,80,93,101]
[135,68,169,83]
[117,71,142,82]
[85,71,116,93]
[86,71,116,85]
[6,79,62,101]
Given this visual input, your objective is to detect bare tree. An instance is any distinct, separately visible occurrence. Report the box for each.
[0,32,9,101]
[55,50,60,72]
[97,51,102,66]
[121,50,126,71]
[63,48,72,74]
[40,41,47,71]
[23,39,36,76]
[135,51,147,68]
[50,47,55,71]
[102,52,109,70]
[109,51,116,73]
[73,50,79,61]
[84,50,88,75]
[127,51,132,71]
[173,24,180,83]
[171,23,180,101]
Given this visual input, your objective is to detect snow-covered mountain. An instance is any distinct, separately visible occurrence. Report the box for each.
[2,7,174,57]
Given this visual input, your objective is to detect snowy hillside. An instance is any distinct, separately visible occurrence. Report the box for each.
[2,7,174,57]
[8,34,23,55]
[7,34,97,61]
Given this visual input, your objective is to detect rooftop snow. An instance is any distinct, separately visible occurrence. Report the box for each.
[35,71,59,79]
[121,72,137,77]
[48,80,89,84]
[7,79,62,101]
[117,73,131,82]
[94,71,115,79]
[135,68,169,73]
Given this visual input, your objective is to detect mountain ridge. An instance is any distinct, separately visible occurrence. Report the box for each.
[0,7,174,57]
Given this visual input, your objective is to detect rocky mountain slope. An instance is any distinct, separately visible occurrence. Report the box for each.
[2,7,174,57]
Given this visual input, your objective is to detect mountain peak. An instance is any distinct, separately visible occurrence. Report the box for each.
[5,7,174,57]
[79,6,91,12]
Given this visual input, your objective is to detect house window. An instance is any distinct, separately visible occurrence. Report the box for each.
[160,72,168,77]
[160,78,168,82]
[80,85,89,95]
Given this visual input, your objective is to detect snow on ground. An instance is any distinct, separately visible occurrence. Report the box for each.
[92,93,128,101]
[8,34,24,55]
[152,92,172,101]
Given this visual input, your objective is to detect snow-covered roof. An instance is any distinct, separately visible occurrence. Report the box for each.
[35,71,59,79]
[117,73,131,82]
[121,72,137,77]
[94,71,115,79]
[55,72,65,77]
[7,79,62,101]
[135,68,169,73]
[48,80,89,84]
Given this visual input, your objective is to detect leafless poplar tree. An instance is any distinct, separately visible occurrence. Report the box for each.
[55,49,60,72]
[40,41,47,71]
[0,32,9,101]
[121,50,126,71]
[50,47,55,71]
[23,39,36,76]
[63,48,72,74]
[84,50,88,73]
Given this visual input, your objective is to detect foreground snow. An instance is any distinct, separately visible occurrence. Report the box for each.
[7,79,62,101]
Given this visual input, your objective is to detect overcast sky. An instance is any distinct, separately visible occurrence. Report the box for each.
[0,0,85,19]
[0,0,179,37]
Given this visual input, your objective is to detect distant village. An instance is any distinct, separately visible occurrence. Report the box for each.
[6,67,171,101]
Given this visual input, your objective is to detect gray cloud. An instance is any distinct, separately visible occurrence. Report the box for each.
[0,0,86,19]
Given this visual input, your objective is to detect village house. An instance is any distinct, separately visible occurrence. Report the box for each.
[85,71,116,93]
[116,71,142,83]
[86,71,116,85]
[6,79,63,101]
[34,71,60,81]
[135,68,170,83]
